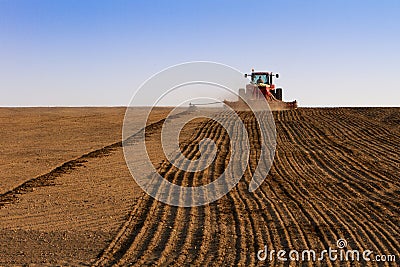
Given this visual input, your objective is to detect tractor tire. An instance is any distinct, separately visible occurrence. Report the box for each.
[276,88,283,100]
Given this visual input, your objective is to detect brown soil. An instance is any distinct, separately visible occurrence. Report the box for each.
[0,107,171,195]
[0,107,399,266]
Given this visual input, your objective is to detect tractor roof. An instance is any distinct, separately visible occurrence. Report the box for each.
[252,72,271,75]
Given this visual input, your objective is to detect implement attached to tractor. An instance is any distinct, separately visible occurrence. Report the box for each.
[224,69,298,111]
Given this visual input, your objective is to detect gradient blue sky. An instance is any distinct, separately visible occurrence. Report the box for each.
[1,0,399,106]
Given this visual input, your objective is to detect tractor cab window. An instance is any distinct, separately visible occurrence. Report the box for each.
[252,74,269,84]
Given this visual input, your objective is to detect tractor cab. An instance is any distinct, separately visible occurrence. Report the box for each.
[244,70,281,100]
[250,72,271,85]
[245,71,279,86]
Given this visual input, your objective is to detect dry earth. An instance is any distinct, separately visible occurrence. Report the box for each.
[0,107,399,266]
[0,107,171,195]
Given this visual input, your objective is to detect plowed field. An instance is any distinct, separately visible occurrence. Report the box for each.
[0,107,399,266]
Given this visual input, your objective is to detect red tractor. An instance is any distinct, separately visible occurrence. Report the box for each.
[225,69,297,111]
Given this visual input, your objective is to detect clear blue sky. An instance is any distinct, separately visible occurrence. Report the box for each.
[1,0,399,106]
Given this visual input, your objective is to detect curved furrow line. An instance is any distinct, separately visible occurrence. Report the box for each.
[93,120,201,266]
[240,184,278,266]
[312,138,399,204]
[326,108,395,135]
[248,112,299,266]
[120,119,223,265]
[180,115,239,262]
[273,113,382,261]
[208,206,234,266]
[235,113,269,265]
[252,179,315,267]
[278,157,394,266]
[302,118,400,210]
[129,113,231,266]
[172,113,253,266]
[231,185,262,266]
[274,113,339,252]
[286,113,400,250]
[322,174,398,260]
[151,181,203,264]
[252,164,318,260]
[245,117,308,250]
[156,120,228,265]
[319,147,400,216]
[199,114,247,266]
[345,108,400,134]
[244,113,323,267]
[260,181,324,267]
[281,150,384,258]
[355,108,399,124]
[356,108,400,131]
[116,154,200,264]
[322,112,400,163]
[345,117,395,139]
[207,197,237,266]
[278,108,301,122]
[310,111,400,177]
[287,113,400,255]
[304,129,398,188]
[312,150,400,254]
[339,131,400,167]
[223,187,248,266]
[275,122,298,149]
[93,113,214,266]
[296,114,400,210]
[121,179,184,265]
[131,206,189,265]
[275,154,339,250]
[320,111,400,161]
[259,173,312,248]
[197,171,233,266]
[225,117,265,266]
[193,119,237,266]
[333,138,399,185]
[92,193,154,266]
[349,139,400,171]
[115,170,194,263]
[111,196,170,265]
[274,159,368,267]
[314,109,390,142]
[203,124,244,266]
[190,188,217,265]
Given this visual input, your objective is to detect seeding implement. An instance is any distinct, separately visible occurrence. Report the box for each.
[224,69,297,110]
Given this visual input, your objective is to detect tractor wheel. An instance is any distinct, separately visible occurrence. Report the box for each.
[276,88,283,100]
